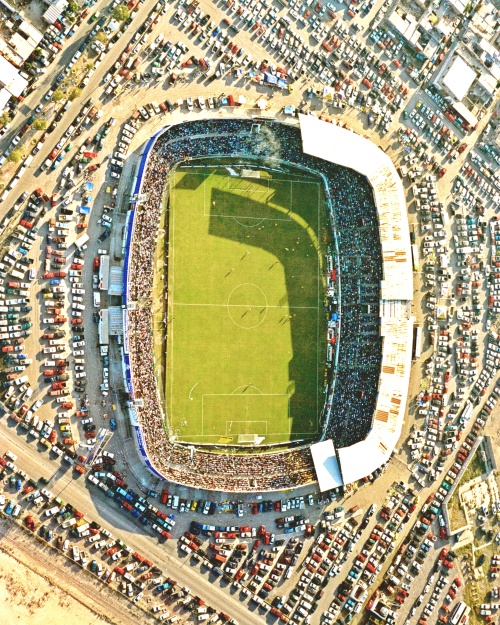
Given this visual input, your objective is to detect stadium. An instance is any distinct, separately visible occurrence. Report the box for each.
[121,116,413,492]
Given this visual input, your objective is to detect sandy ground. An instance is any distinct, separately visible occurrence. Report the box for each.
[0,549,107,625]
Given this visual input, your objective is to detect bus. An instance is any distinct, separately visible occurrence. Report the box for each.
[411,243,419,271]
[450,601,470,625]
[413,325,423,360]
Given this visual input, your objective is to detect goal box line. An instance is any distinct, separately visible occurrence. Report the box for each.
[202,393,290,437]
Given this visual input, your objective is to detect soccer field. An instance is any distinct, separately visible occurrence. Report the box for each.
[162,166,327,445]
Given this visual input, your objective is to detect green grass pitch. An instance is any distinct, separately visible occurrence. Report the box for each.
[163,166,327,445]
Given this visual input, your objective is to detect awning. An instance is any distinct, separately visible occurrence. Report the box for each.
[310,440,343,491]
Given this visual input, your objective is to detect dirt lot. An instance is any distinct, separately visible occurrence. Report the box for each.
[0,548,107,625]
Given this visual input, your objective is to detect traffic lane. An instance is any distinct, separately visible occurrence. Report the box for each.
[0,521,158,625]
[0,0,160,216]
[0,423,267,625]
[0,0,109,152]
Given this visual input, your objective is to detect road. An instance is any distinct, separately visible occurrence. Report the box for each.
[0,416,268,625]
[0,519,157,625]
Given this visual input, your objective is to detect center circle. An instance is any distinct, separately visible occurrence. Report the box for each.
[227,283,268,329]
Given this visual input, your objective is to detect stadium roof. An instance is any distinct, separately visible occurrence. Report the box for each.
[337,308,414,483]
[299,115,413,486]
[299,114,412,301]
[310,440,343,492]
[442,56,477,102]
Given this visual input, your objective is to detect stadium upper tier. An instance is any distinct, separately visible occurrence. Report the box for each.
[122,116,411,491]
[301,115,413,487]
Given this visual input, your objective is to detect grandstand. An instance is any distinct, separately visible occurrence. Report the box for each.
[121,116,412,492]
[301,115,413,487]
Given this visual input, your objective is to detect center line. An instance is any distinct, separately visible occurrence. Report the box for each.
[173,302,318,309]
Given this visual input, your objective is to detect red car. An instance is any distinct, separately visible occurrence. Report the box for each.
[2,346,13,352]
[72,318,83,325]
[52,257,65,264]
[61,402,73,409]
[440,526,447,539]
[54,271,67,277]
[93,256,100,271]
[52,382,66,390]
[43,272,55,279]
[71,263,83,270]
[439,167,447,178]
[105,547,118,556]
[122,501,133,511]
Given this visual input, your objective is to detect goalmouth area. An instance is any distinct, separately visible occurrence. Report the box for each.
[156,163,329,446]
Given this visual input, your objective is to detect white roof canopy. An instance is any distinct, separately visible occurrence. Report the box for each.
[442,56,477,102]
[310,440,343,492]
[299,115,413,486]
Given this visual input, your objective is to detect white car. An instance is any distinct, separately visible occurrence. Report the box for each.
[43,318,55,324]
[74,350,85,356]
[74,341,85,347]
[72,289,85,295]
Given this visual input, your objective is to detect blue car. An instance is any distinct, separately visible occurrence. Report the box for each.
[4,500,14,515]
[50,279,61,285]
[110,418,117,431]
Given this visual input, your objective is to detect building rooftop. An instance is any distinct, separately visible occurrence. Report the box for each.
[442,56,478,102]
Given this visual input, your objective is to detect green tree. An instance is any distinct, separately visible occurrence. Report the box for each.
[8,150,22,163]
[68,87,82,101]
[32,48,43,58]
[68,0,79,12]
[95,31,108,43]
[33,119,47,131]
[52,89,65,102]
[0,112,11,127]
[113,5,130,21]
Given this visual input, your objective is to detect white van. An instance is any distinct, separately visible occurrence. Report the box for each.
[172,495,179,510]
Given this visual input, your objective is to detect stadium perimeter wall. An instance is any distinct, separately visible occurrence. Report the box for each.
[300,115,414,486]
[122,117,412,490]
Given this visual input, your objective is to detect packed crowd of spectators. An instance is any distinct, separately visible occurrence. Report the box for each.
[125,118,383,490]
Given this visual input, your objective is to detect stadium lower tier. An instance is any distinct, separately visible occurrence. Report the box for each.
[123,118,383,491]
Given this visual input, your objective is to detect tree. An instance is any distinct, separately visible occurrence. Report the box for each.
[0,112,11,127]
[95,31,108,43]
[68,0,79,12]
[8,150,22,163]
[113,5,130,21]
[68,87,82,101]
[52,89,65,102]
[32,48,43,58]
[33,119,47,131]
